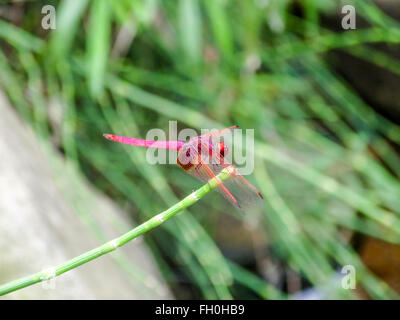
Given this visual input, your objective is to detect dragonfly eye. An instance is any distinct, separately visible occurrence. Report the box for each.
[218,142,228,157]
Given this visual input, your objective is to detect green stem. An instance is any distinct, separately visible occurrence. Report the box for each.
[0,167,235,296]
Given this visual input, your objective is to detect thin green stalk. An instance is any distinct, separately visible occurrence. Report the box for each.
[0,167,235,296]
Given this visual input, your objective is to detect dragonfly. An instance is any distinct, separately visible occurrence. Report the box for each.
[104,125,263,212]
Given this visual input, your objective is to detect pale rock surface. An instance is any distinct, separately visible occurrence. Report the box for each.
[0,91,172,299]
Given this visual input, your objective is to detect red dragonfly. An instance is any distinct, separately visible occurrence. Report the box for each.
[104,125,263,212]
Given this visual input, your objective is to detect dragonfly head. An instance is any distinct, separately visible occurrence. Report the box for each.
[177,143,196,171]
[177,138,213,171]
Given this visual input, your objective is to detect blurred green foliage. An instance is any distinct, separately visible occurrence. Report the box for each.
[1,0,400,299]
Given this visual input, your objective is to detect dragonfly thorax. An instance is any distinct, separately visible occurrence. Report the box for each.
[176,137,229,171]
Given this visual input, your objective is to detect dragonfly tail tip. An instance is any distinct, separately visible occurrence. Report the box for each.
[103,133,112,139]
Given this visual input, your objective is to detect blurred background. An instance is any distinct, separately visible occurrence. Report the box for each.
[1,0,400,299]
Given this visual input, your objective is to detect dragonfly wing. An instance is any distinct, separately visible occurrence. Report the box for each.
[182,142,242,210]
[187,161,243,211]
[208,151,264,211]
[217,171,264,210]
[179,134,263,212]
[197,125,238,144]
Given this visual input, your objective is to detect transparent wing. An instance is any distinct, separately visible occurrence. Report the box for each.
[189,161,242,210]
[183,139,263,212]
[197,125,238,145]
[209,159,264,212]
[216,168,264,210]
